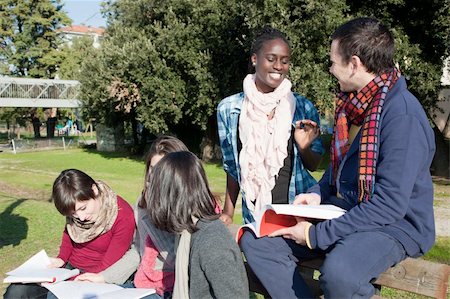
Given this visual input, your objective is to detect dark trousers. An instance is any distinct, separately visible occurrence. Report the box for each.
[3,283,48,299]
[3,262,79,299]
[240,230,406,299]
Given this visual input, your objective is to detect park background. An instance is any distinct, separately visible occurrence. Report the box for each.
[1,0,449,169]
[0,142,448,298]
[0,0,449,298]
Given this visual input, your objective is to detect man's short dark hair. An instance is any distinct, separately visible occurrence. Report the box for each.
[332,17,395,74]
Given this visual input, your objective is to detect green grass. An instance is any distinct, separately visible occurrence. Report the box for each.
[423,236,450,265]
[0,148,448,298]
[0,150,231,283]
[0,149,146,204]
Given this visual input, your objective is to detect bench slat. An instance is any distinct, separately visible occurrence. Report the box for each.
[298,258,450,299]
[373,258,450,298]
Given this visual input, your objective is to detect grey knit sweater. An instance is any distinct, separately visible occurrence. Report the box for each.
[189,219,249,299]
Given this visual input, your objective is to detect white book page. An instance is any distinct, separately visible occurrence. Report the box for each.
[267,204,346,220]
[43,281,122,299]
[43,281,155,299]
[4,269,79,284]
[6,250,50,274]
[95,288,156,299]
[4,250,80,283]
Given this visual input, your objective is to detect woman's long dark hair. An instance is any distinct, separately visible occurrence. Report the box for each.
[139,135,188,209]
[146,151,219,233]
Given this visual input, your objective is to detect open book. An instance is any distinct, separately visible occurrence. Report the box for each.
[236,204,346,242]
[3,250,79,284]
[42,281,156,299]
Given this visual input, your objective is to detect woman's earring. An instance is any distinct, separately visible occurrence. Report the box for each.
[252,62,256,67]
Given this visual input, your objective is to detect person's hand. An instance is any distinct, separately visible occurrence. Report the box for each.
[294,193,321,205]
[48,257,65,268]
[75,273,105,283]
[269,218,310,245]
[293,120,320,151]
[219,213,233,226]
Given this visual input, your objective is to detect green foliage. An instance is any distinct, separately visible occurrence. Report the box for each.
[80,0,450,139]
[78,47,114,124]
[0,107,30,127]
[49,36,96,80]
[0,0,71,78]
[80,0,250,134]
[0,0,71,132]
[347,0,450,112]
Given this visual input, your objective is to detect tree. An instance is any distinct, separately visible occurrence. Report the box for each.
[43,36,95,80]
[0,107,29,138]
[0,0,71,139]
[79,0,251,152]
[0,0,71,78]
[80,0,347,153]
[81,0,449,160]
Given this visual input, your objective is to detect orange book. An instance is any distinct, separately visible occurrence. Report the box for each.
[236,204,346,243]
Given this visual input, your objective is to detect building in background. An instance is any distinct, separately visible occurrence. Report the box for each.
[58,25,105,48]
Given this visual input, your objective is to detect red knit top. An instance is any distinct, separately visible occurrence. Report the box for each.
[57,196,135,273]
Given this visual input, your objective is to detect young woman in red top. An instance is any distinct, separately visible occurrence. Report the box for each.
[3,169,135,299]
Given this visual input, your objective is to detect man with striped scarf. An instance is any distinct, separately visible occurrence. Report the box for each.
[240,17,436,298]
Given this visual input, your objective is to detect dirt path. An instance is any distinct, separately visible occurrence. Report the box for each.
[0,181,50,202]
[433,177,450,237]
[434,198,450,237]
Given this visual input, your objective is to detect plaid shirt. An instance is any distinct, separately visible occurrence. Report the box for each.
[217,92,325,223]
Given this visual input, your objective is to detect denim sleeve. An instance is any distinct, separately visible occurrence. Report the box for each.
[217,101,238,182]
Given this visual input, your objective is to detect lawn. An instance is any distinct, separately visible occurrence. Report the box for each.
[0,148,448,298]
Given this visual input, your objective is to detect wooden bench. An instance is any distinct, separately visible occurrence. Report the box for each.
[228,224,450,298]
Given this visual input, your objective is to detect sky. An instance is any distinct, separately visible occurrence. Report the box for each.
[62,0,107,28]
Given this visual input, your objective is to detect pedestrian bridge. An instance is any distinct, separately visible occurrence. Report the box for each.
[0,77,81,108]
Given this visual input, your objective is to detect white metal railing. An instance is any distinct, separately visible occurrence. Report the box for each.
[9,137,78,153]
[0,77,81,107]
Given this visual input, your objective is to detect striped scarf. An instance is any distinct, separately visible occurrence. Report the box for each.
[330,68,400,202]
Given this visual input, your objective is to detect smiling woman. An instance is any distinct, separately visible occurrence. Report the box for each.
[216,26,325,226]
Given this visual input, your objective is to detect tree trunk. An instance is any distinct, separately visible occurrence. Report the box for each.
[199,115,222,162]
[46,117,57,138]
[431,126,450,178]
[32,118,41,138]
[131,116,139,147]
